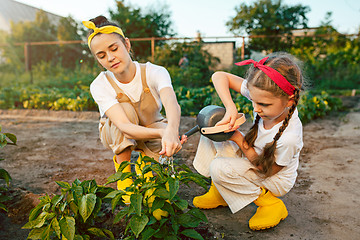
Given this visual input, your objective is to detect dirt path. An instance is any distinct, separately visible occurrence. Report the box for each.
[0,97,359,239]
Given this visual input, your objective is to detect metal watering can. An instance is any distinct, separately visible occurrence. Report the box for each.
[184,105,246,142]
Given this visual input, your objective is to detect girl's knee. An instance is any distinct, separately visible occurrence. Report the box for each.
[209,158,230,183]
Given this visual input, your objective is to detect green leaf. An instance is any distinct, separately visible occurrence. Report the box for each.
[52,217,61,239]
[51,195,63,212]
[104,190,123,199]
[153,188,170,199]
[129,215,149,238]
[105,171,133,185]
[151,198,165,212]
[113,207,130,224]
[130,193,142,216]
[188,208,208,222]
[102,228,115,240]
[111,192,125,211]
[181,229,204,240]
[40,224,51,240]
[164,235,178,240]
[28,202,45,221]
[167,177,179,200]
[93,197,102,216]
[72,179,82,186]
[173,199,188,211]
[74,235,84,240]
[150,164,164,179]
[0,203,8,212]
[82,179,98,194]
[0,169,11,186]
[87,227,107,238]
[56,181,71,189]
[178,213,202,228]
[59,216,75,240]
[28,212,48,229]
[26,227,46,240]
[4,133,17,145]
[140,227,158,240]
[72,186,84,204]
[79,193,96,222]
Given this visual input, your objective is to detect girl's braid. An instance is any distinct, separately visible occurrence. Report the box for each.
[245,114,261,148]
[273,88,300,142]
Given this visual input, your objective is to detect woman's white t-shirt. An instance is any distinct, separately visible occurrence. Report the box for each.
[90,61,173,117]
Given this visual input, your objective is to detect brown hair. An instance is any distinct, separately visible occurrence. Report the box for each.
[244,52,303,176]
[87,15,126,44]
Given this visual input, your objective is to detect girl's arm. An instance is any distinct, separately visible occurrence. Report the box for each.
[212,71,246,130]
[105,103,163,140]
[230,130,284,175]
[158,87,182,156]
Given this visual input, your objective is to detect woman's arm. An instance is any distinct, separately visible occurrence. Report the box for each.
[105,103,163,140]
[159,87,182,156]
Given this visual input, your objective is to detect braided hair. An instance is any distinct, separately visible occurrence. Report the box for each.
[244,53,303,176]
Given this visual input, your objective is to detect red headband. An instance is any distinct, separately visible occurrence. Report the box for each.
[235,57,295,96]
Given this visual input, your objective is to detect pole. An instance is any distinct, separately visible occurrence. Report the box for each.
[241,37,245,60]
[151,37,155,62]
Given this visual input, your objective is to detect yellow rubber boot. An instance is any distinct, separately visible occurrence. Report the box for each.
[193,182,228,209]
[135,154,153,180]
[113,156,133,204]
[249,188,288,230]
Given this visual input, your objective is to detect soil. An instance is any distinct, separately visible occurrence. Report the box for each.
[0,96,359,240]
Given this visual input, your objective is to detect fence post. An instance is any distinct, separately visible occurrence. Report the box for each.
[151,37,155,62]
[24,42,33,83]
[241,37,245,60]
[24,42,30,72]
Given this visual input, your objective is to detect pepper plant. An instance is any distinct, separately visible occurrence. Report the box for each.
[0,124,17,212]
[104,154,210,240]
[22,179,115,240]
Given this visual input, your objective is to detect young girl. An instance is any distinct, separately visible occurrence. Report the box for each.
[83,16,182,194]
[191,53,304,230]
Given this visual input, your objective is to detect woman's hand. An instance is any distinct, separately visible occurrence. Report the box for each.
[180,134,188,144]
[159,127,182,157]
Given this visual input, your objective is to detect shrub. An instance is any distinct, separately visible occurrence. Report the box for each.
[23,154,210,240]
[0,125,17,212]
[104,154,209,239]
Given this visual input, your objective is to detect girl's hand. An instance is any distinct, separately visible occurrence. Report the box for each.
[159,127,182,157]
[216,104,239,132]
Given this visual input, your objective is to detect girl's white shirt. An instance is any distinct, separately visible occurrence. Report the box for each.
[241,80,303,177]
[90,61,173,117]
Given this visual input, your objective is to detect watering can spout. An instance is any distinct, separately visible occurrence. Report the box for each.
[184,125,200,137]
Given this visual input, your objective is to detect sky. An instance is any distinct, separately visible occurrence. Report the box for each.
[15,0,360,38]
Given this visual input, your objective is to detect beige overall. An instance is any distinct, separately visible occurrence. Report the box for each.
[98,64,167,160]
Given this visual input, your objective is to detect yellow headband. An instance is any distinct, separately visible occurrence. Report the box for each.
[82,20,125,47]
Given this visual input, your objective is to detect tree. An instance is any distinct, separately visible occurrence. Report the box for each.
[57,16,89,69]
[1,11,87,71]
[109,0,175,60]
[154,41,219,88]
[227,0,310,53]
[2,10,57,70]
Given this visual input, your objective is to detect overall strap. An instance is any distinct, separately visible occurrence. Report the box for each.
[104,72,130,102]
[140,63,150,92]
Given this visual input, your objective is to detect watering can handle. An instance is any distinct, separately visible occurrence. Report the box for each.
[201,113,246,135]
[183,125,200,137]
